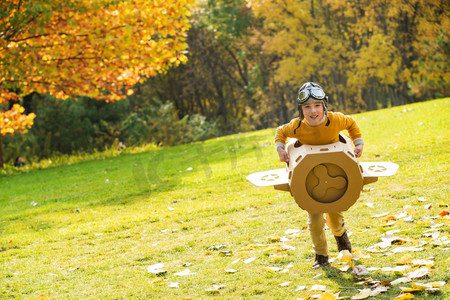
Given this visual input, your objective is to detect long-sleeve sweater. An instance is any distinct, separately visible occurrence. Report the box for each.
[274,112,363,149]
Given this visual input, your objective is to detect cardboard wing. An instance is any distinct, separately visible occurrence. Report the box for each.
[246,168,290,191]
[360,161,399,177]
[246,135,399,213]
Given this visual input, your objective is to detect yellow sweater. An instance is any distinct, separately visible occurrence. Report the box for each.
[274,112,363,147]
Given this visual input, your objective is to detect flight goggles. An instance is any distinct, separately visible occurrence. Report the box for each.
[297,87,326,104]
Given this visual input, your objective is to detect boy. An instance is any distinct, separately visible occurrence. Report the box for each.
[274,82,364,269]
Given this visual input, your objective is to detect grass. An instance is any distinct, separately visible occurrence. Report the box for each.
[1,98,449,299]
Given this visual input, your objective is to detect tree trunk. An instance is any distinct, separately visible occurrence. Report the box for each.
[0,135,4,168]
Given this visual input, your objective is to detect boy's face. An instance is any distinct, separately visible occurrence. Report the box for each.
[301,101,325,126]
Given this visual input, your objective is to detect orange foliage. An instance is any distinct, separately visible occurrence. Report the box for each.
[0,0,193,136]
[0,104,35,136]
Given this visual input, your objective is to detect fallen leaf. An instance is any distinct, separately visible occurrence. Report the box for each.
[410,259,434,266]
[339,265,351,272]
[208,245,226,251]
[352,248,371,259]
[380,266,410,272]
[396,254,414,265]
[264,266,282,273]
[295,285,307,291]
[370,285,390,296]
[267,236,281,242]
[351,288,371,299]
[284,229,301,235]
[430,236,450,246]
[205,284,226,292]
[394,293,414,299]
[429,281,446,288]
[319,292,337,299]
[148,263,166,275]
[167,282,179,288]
[309,284,327,292]
[411,282,431,291]
[380,280,392,286]
[401,287,425,293]
[225,269,238,273]
[372,212,390,218]
[391,246,425,253]
[243,257,257,264]
[238,244,269,251]
[279,281,292,287]
[352,265,369,276]
[238,245,254,251]
[269,254,287,262]
[404,205,417,215]
[407,267,432,279]
[174,269,196,276]
[391,277,411,285]
[279,244,296,251]
[438,201,449,207]
[382,215,397,221]
[337,250,352,264]
[438,210,449,217]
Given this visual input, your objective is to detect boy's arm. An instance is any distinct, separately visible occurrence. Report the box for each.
[354,143,363,158]
[274,120,297,163]
[339,113,364,157]
[277,147,290,163]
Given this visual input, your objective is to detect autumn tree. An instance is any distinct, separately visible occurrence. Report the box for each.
[251,0,448,112]
[0,0,193,167]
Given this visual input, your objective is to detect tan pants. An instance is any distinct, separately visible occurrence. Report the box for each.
[308,212,346,256]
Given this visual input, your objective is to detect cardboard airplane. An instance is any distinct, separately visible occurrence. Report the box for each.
[247,134,399,214]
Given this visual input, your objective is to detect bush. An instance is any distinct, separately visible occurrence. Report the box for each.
[3,96,219,165]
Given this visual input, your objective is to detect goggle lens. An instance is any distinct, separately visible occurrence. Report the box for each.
[298,87,326,103]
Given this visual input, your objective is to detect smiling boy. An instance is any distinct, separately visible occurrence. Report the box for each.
[274,82,364,269]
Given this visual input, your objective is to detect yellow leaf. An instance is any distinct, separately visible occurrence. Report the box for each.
[267,236,281,242]
[396,254,413,265]
[263,267,281,273]
[431,281,446,288]
[351,288,371,299]
[337,250,353,264]
[411,282,428,291]
[320,292,337,300]
[394,293,415,299]
[401,287,424,293]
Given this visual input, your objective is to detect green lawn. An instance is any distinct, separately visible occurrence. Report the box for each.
[1,98,449,299]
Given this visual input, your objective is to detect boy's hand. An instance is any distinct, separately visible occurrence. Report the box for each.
[354,144,363,158]
[277,147,289,163]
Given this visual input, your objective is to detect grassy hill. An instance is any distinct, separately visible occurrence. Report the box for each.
[1,98,449,299]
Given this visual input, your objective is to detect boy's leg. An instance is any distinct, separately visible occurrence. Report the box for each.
[308,213,328,256]
[326,212,352,252]
[325,211,346,237]
[308,213,330,269]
